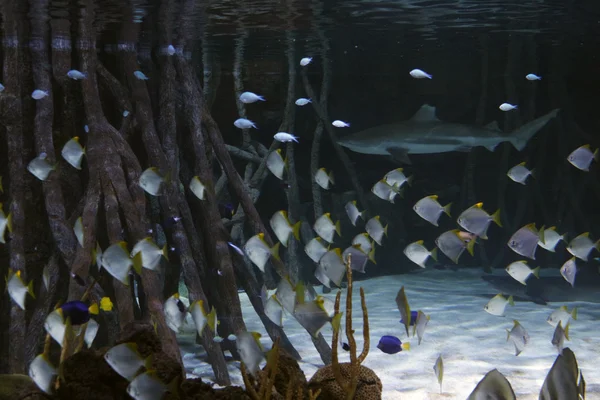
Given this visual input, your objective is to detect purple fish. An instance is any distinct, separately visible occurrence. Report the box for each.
[61,301,93,325]
[377,335,410,354]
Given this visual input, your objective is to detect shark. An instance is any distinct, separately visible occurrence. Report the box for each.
[337,105,559,164]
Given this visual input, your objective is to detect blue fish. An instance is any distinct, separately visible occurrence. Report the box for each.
[219,202,235,219]
[61,301,96,325]
[400,310,419,326]
[377,335,410,354]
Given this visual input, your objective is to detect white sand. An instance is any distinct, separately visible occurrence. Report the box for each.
[180,268,599,399]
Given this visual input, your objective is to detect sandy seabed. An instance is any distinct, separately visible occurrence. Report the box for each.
[180,268,600,399]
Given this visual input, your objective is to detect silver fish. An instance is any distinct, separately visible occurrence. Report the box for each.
[484,293,514,317]
[315,167,335,190]
[67,69,87,80]
[551,321,569,354]
[189,176,207,200]
[319,248,346,287]
[342,245,370,273]
[7,270,35,310]
[104,342,151,381]
[538,226,567,252]
[506,320,529,356]
[304,237,329,263]
[127,371,172,400]
[567,144,598,171]
[344,201,365,226]
[29,353,57,394]
[234,118,257,129]
[371,179,401,203]
[236,331,265,375]
[507,223,541,259]
[293,298,332,338]
[313,213,341,243]
[131,237,168,271]
[467,369,516,400]
[539,348,585,400]
[560,258,577,287]
[567,232,599,261]
[507,162,534,184]
[243,233,281,272]
[0,203,13,244]
[164,293,186,333]
[413,195,451,227]
[435,230,475,264]
[403,240,437,268]
[547,306,577,328]
[28,153,56,181]
[266,149,287,180]
[139,167,167,196]
[433,354,443,394]
[61,136,85,170]
[395,286,412,336]
[414,310,430,345]
[239,91,265,103]
[383,168,413,188]
[505,261,539,285]
[73,217,84,247]
[457,203,501,239]
[365,216,387,246]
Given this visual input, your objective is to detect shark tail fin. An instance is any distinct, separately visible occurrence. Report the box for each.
[508,109,559,151]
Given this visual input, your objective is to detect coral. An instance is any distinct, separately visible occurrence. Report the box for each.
[0,374,49,400]
[307,254,381,400]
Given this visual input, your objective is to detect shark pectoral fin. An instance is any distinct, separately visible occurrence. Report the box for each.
[387,147,412,164]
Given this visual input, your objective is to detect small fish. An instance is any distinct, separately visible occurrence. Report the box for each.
[547,305,577,328]
[371,180,402,203]
[484,293,514,317]
[467,369,515,399]
[92,242,103,269]
[313,213,341,243]
[457,203,502,240]
[61,298,111,325]
[269,210,301,247]
[61,136,86,170]
[123,110,130,117]
[567,232,600,261]
[352,233,373,256]
[266,149,287,180]
[508,223,542,259]
[7,270,35,310]
[42,265,50,290]
[409,69,432,79]
[526,73,542,81]
[84,318,100,348]
[84,124,89,133]
[499,103,518,111]
[384,168,413,188]
[72,217,84,247]
[413,195,451,227]
[294,297,333,338]
[435,229,475,264]
[342,342,350,351]
[377,335,410,354]
[234,118,257,129]
[264,295,283,327]
[315,167,335,190]
[0,203,13,244]
[133,70,149,80]
[167,44,176,55]
[567,144,598,171]
[295,98,311,106]
[404,240,437,268]
[506,320,529,356]
[101,241,143,285]
[551,321,569,354]
[31,89,49,99]
[507,162,534,184]
[190,300,217,337]
[127,371,174,400]
[227,334,237,341]
[300,57,312,66]
[304,237,329,263]
[44,308,67,346]
[342,245,371,273]
[344,201,365,226]
[104,342,152,381]
[67,70,87,80]
[414,311,430,345]
[29,353,57,394]
[505,261,540,285]
[314,262,332,288]
[0,82,4,92]
[243,233,281,272]
[189,176,207,200]
[236,331,265,375]
[332,120,350,128]
[560,258,577,287]
[213,336,224,343]
[433,355,443,394]
[27,153,56,181]
[139,167,167,196]
[219,202,235,219]
[395,286,412,336]
[365,216,387,246]
[131,237,168,271]
[239,91,265,103]
[273,132,298,143]
[318,248,346,287]
[164,293,187,333]
[538,226,567,252]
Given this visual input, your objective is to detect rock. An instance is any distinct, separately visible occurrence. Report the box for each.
[115,321,162,357]
[0,374,48,400]
[307,363,382,400]
[180,378,251,399]
[264,350,308,399]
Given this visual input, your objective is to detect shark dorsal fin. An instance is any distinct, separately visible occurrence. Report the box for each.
[484,121,502,132]
[410,105,439,122]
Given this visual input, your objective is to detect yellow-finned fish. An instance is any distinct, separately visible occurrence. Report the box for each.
[7,270,35,310]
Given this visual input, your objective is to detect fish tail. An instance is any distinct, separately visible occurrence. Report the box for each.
[6,212,12,233]
[507,295,515,306]
[466,239,476,256]
[430,247,438,262]
[561,233,568,243]
[162,243,170,262]
[335,220,341,237]
[207,307,217,332]
[595,239,600,251]
[491,209,502,227]
[88,303,99,315]
[564,323,570,341]
[292,221,301,241]
[27,279,36,300]
[532,266,540,278]
[144,354,154,371]
[443,203,452,217]
[506,329,511,342]
[167,376,180,396]
[593,148,599,161]
[132,251,143,275]
[368,247,377,264]
[270,242,281,262]
[359,210,366,220]
[91,245,98,265]
[530,168,536,179]
[383,224,389,237]
[571,307,578,320]
[328,171,335,185]
[402,342,411,351]
[406,175,414,187]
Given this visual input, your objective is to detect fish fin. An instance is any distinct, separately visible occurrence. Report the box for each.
[507,295,515,306]
[368,247,377,264]
[328,171,335,184]
[531,266,540,278]
[383,224,389,237]
[331,312,343,332]
[387,147,412,165]
[207,307,217,332]
[410,105,439,122]
[491,209,502,227]
[530,168,536,179]
[564,323,570,341]
[402,342,411,351]
[506,329,511,342]
[167,375,180,396]
[406,175,414,187]
[144,354,154,371]
[571,307,578,320]
[162,243,170,262]
[508,109,558,151]
[6,212,12,233]
[270,242,281,262]
[593,148,599,161]
[292,221,301,241]
[132,251,143,275]
[88,303,99,315]
[466,239,475,256]
[27,280,36,300]
[561,233,568,243]
[443,203,452,217]
[430,247,438,262]
[335,220,341,237]
[484,120,502,132]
